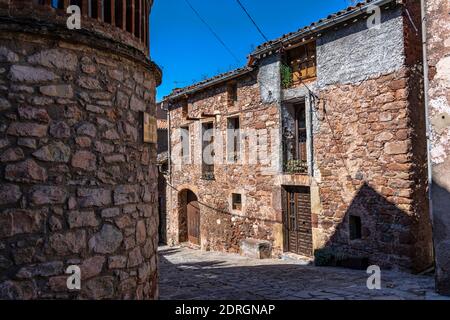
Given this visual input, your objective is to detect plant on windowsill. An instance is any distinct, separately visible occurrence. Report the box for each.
[202,172,215,180]
[281,63,293,89]
[284,159,308,174]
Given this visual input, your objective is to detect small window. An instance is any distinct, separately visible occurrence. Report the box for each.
[227,117,240,162]
[103,0,112,23]
[126,0,133,32]
[115,0,123,28]
[232,193,242,211]
[181,99,188,119]
[202,122,215,179]
[227,82,238,105]
[134,0,140,38]
[90,0,98,18]
[180,126,190,162]
[349,215,362,240]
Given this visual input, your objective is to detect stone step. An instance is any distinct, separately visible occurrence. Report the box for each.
[281,252,314,265]
[240,238,272,259]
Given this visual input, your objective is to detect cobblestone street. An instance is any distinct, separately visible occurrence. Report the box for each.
[159,246,449,300]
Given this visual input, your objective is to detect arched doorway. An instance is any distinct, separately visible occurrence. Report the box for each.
[178,189,200,245]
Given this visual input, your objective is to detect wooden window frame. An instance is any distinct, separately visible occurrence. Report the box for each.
[227,81,238,106]
[286,41,317,85]
[349,215,362,240]
[180,125,190,163]
[294,103,307,163]
[227,116,241,163]
[201,121,215,180]
[232,193,242,211]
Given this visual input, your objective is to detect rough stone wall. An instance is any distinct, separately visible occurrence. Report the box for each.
[0,33,159,298]
[425,0,450,295]
[310,2,432,271]
[314,69,432,270]
[167,73,283,255]
[317,7,405,88]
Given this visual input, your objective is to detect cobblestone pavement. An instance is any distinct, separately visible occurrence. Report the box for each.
[159,246,449,300]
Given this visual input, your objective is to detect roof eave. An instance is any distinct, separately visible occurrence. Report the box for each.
[164,67,254,102]
[250,0,400,59]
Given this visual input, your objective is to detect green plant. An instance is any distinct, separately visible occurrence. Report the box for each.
[280,63,293,89]
[284,159,308,174]
[202,172,215,180]
[314,247,334,266]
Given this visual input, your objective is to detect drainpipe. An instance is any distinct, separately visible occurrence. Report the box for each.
[420,0,433,223]
[164,101,172,184]
[165,100,173,246]
[308,93,314,177]
[420,0,438,279]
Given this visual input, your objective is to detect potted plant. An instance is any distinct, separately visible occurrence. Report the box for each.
[285,159,308,174]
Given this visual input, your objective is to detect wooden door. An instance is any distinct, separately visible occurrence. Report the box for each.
[187,200,200,245]
[283,186,313,256]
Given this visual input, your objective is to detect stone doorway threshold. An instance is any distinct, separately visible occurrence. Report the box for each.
[281,252,314,265]
[180,242,201,250]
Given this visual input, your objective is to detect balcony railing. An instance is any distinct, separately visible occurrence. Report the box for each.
[201,170,215,181]
[284,159,308,174]
[6,0,150,52]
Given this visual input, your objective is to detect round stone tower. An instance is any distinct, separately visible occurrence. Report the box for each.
[0,0,161,299]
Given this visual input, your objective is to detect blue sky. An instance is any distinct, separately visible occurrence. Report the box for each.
[151,0,353,101]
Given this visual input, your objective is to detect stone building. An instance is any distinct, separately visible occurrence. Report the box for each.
[164,0,434,272]
[0,1,161,299]
[424,0,450,295]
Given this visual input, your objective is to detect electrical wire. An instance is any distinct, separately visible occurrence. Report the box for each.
[163,175,280,225]
[175,0,361,196]
[183,0,242,64]
[235,0,269,42]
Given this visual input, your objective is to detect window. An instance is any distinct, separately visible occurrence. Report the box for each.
[70,0,83,10]
[286,41,317,85]
[115,0,123,28]
[349,215,362,240]
[126,0,133,32]
[202,122,215,179]
[90,0,98,19]
[295,103,307,163]
[103,0,112,23]
[181,99,188,119]
[283,102,308,174]
[227,82,238,105]
[180,126,190,162]
[227,117,240,162]
[134,0,141,38]
[232,193,242,211]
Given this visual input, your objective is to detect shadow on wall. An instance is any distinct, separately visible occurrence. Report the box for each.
[431,180,450,296]
[315,183,432,272]
[158,170,167,245]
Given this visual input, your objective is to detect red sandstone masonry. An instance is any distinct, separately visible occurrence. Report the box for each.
[167,73,283,254]
[314,68,432,271]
